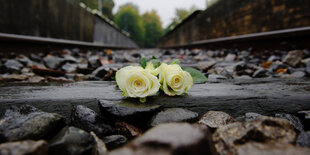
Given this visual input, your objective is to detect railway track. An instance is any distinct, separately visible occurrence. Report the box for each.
[1,26,310,55]
[0,33,136,54]
[161,26,310,50]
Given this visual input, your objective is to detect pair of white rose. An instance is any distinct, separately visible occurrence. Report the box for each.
[116,62,193,101]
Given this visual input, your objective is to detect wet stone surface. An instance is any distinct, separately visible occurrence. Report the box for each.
[0,140,48,155]
[150,108,198,127]
[297,131,310,147]
[98,100,161,128]
[102,135,127,150]
[213,116,296,154]
[0,105,65,142]
[71,105,115,137]
[275,113,304,132]
[236,142,310,155]
[49,126,94,155]
[198,111,235,129]
[110,123,215,155]
[1,48,310,154]
[1,78,310,120]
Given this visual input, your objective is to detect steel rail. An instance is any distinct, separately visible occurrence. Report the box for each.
[0,33,135,49]
[162,26,310,49]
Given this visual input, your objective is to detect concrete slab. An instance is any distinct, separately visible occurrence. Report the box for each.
[1,78,310,121]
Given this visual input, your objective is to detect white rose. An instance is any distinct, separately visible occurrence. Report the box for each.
[158,63,193,96]
[116,66,160,98]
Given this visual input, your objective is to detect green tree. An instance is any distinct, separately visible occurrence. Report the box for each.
[75,0,114,19]
[102,0,114,19]
[77,0,97,9]
[164,5,199,34]
[142,10,163,48]
[114,3,145,47]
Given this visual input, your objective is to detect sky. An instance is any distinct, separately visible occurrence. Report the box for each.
[113,0,207,28]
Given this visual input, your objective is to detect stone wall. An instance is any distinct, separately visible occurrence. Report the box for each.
[157,0,310,48]
[0,0,137,48]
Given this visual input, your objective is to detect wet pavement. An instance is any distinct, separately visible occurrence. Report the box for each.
[1,78,310,121]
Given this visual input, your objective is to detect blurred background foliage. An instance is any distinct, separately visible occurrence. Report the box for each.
[75,0,199,48]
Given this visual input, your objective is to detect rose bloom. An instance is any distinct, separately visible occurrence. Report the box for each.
[116,66,160,98]
[158,63,193,96]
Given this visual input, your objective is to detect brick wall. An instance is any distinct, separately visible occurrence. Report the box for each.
[158,0,310,48]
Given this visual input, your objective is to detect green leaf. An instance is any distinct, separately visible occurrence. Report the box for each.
[182,67,208,84]
[151,59,161,68]
[168,59,180,65]
[152,56,157,60]
[140,57,147,68]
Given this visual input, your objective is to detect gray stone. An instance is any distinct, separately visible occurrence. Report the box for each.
[29,53,42,62]
[0,105,65,142]
[113,55,125,63]
[91,66,109,78]
[297,131,310,148]
[21,67,31,74]
[4,59,24,72]
[124,54,137,63]
[49,127,94,155]
[71,105,114,137]
[98,100,161,127]
[102,135,127,150]
[198,111,234,128]
[208,74,227,81]
[297,110,310,131]
[28,76,45,83]
[233,75,252,80]
[18,56,35,67]
[0,140,48,155]
[0,74,28,82]
[88,55,101,69]
[268,55,281,62]
[237,142,310,155]
[46,76,73,82]
[220,68,234,79]
[90,132,108,155]
[213,116,296,154]
[291,71,306,78]
[225,54,236,62]
[249,58,261,64]
[301,58,310,65]
[150,108,198,127]
[110,123,215,155]
[234,61,256,76]
[236,112,261,122]
[244,112,262,122]
[43,55,64,69]
[197,61,216,71]
[283,50,306,67]
[74,74,89,81]
[61,63,77,73]
[275,113,304,132]
[252,68,270,78]
[63,55,78,63]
